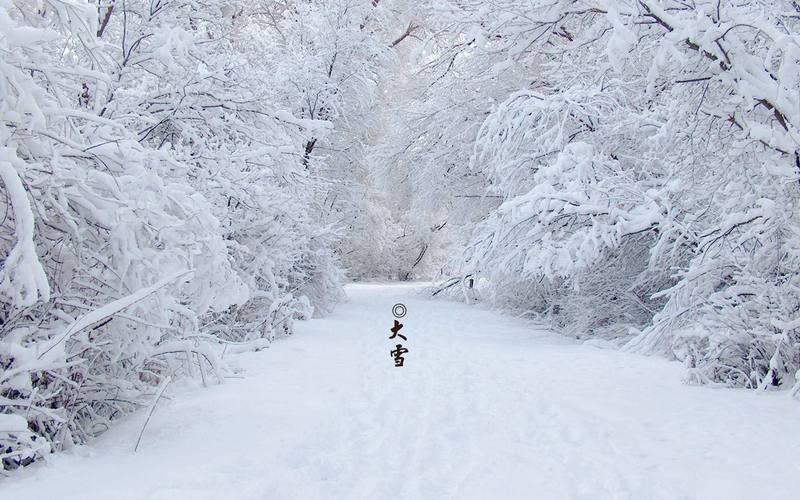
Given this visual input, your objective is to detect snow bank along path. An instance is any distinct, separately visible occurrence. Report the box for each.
[6,283,800,499]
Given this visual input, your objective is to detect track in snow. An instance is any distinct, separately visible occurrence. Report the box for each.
[6,283,800,499]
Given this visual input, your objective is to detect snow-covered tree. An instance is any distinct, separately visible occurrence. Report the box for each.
[0,0,380,470]
[435,0,800,390]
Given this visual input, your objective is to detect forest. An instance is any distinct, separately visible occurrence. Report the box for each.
[2,0,799,488]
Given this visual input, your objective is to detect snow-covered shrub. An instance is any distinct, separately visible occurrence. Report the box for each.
[419,0,800,391]
[0,0,252,468]
[0,0,368,470]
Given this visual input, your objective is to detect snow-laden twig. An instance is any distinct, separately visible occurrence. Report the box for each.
[133,376,173,453]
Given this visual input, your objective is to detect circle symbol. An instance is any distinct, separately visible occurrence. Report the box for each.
[392,303,407,319]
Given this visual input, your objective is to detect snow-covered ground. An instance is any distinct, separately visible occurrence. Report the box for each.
[6,283,800,500]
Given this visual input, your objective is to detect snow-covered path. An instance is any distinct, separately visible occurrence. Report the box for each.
[7,283,800,500]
